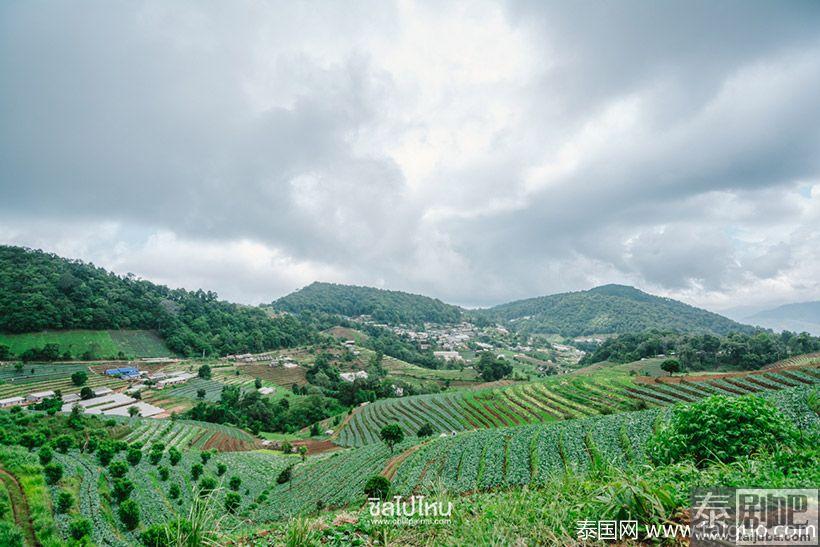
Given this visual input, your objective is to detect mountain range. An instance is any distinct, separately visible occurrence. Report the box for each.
[744,301,820,336]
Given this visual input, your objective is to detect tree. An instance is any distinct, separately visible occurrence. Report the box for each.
[310,422,320,437]
[118,499,140,530]
[417,422,434,438]
[660,358,681,376]
[198,476,217,496]
[128,406,140,418]
[126,446,142,466]
[379,424,404,453]
[196,388,206,400]
[255,377,262,389]
[158,466,170,481]
[68,517,93,540]
[190,463,203,481]
[476,352,512,382]
[80,386,94,400]
[364,475,391,500]
[281,441,292,454]
[38,445,53,466]
[298,445,308,462]
[276,466,292,485]
[198,364,212,380]
[168,483,181,499]
[200,450,213,465]
[70,370,88,386]
[216,463,227,476]
[168,447,182,466]
[56,490,74,513]
[225,492,241,514]
[0,344,11,360]
[229,476,242,491]
[112,478,134,502]
[54,435,73,453]
[108,460,128,479]
[44,463,63,485]
[14,362,23,374]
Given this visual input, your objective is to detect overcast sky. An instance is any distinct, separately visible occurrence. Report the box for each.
[2,1,820,314]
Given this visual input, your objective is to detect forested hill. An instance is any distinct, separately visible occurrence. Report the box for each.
[0,246,315,356]
[273,282,463,325]
[474,284,754,336]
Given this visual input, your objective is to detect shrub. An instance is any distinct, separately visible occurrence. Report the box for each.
[225,492,241,513]
[379,424,404,453]
[119,499,140,530]
[43,462,63,485]
[68,516,93,540]
[168,447,182,466]
[229,476,242,491]
[216,463,227,476]
[648,395,800,467]
[168,483,181,499]
[0,522,24,547]
[364,475,391,500]
[190,463,203,481]
[112,477,134,502]
[37,445,53,466]
[417,423,434,438]
[158,466,170,481]
[276,466,292,485]
[200,450,213,465]
[56,490,74,513]
[198,476,217,497]
[126,446,142,466]
[109,460,128,478]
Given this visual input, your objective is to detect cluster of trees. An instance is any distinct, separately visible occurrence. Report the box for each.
[0,246,316,357]
[273,281,463,325]
[580,329,820,370]
[475,352,513,381]
[474,284,754,337]
[186,384,344,434]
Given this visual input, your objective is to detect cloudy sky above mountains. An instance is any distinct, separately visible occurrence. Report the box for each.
[2,0,820,313]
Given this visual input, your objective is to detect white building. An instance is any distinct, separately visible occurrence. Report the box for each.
[433,351,463,362]
[156,372,196,388]
[62,393,81,404]
[102,402,164,418]
[340,370,368,382]
[0,396,24,408]
[26,390,56,402]
[92,387,113,397]
[258,387,275,395]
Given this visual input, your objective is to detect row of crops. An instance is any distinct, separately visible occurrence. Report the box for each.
[336,366,820,447]
[0,366,125,398]
[120,419,257,451]
[389,386,820,496]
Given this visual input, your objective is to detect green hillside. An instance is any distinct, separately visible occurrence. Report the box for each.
[475,284,754,336]
[0,329,173,359]
[0,246,316,357]
[273,282,463,325]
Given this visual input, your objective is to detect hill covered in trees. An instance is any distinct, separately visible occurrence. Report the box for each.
[0,246,315,357]
[474,284,754,337]
[273,282,463,325]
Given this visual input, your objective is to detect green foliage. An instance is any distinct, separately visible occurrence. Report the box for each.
[229,476,241,491]
[56,490,74,513]
[476,352,513,381]
[648,395,800,466]
[68,517,93,541]
[112,478,134,502]
[126,446,142,466]
[108,460,128,478]
[274,281,462,325]
[168,447,181,466]
[477,284,754,337]
[364,475,391,500]
[190,463,203,481]
[37,445,53,466]
[118,499,140,530]
[70,370,88,386]
[0,522,24,547]
[277,466,293,485]
[379,424,404,453]
[216,463,226,476]
[197,364,211,380]
[417,423,434,438]
[660,358,681,375]
[225,492,241,514]
[168,483,180,499]
[0,246,316,357]
[43,462,62,485]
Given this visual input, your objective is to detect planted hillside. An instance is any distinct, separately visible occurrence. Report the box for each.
[476,284,754,336]
[274,282,462,325]
[0,246,315,357]
[579,329,820,369]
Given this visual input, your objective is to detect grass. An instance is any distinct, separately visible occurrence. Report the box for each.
[0,329,174,359]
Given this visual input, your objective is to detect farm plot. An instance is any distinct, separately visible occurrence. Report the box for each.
[0,329,173,359]
[120,419,257,452]
[240,363,308,387]
[0,364,125,399]
[390,386,819,496]
[166,378,244,401]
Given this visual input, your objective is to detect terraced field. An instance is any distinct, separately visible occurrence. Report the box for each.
[389,386,820,495]
[166,378,241,402]
[120,419,258,451]
[336,365,820,447]
[0,363,125,398]
[240,363,308,387]
[0,329,173,359]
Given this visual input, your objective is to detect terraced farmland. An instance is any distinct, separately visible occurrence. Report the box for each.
[121,418,258,451]
[0,329,173,359]
[389,386,820,496]
[0,363,125,398]
[240,363,308,387]
[336,365,820,447]
[166,378,248,401]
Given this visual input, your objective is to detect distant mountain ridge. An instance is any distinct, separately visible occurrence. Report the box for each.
[275,281,754,337]
[746,301,820,336]
[471,284,755,337]
[272,282,463,325]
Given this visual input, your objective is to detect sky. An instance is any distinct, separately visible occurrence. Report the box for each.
[2,1,820,315]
